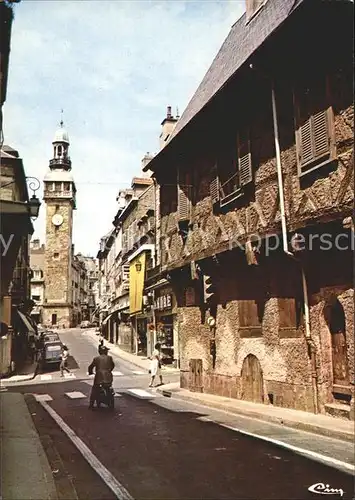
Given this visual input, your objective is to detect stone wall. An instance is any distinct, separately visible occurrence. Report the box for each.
[156,62,353,414]
[43,201,73,327]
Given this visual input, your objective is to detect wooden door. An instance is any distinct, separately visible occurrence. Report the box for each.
[331,331,349,385]
[329,300,349,387]
[241,354,264,403]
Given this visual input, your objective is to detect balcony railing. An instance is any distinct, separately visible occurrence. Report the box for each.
[49,157,71,168]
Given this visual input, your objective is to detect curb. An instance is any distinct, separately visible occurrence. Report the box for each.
[157,388,354,443]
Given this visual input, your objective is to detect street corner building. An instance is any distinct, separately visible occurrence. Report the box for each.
[145,0,354,418]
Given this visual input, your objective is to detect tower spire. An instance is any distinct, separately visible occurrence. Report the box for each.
[60,108,64,128]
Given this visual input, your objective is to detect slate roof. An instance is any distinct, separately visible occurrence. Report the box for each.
[170,0,304,143]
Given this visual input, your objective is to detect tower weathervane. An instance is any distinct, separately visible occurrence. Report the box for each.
[60,109,64,128]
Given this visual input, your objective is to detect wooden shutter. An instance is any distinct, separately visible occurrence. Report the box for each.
[238,130,252,186]
[239,152,252,186]
[178,184,191,221]
[313,110,329,157]
[299,118,313,165]
[278,298,297,328]
[210,176,220,205]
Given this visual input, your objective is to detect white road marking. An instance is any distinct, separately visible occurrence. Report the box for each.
[64,373,76,379]
[113,371,124,376]
[40,374,52,381]
[39,400,134,500]
[219,423,355,474]
[127,389,156,399]
[34,394,53,402]
[131,371,145,375]
[65,391,86,399]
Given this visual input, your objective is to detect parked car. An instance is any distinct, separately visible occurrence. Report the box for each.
[42,331,61,342]
[80,320,90,329]
[39,339,62,368]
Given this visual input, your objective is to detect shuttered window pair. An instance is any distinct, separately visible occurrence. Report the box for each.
[295,75,335,175]
[210,130,253,207]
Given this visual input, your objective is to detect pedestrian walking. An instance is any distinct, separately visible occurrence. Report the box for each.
[60,344,71,377]
[149,342,163,387]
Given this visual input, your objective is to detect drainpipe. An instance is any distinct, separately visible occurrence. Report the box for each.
[271,82,319,414]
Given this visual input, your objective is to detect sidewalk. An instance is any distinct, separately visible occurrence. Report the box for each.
[84,328,180,374]
[0,392,57,499]
[156,382,355,443]
[0,360,38,384]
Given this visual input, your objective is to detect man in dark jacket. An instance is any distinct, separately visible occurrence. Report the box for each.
[88,346,115,409]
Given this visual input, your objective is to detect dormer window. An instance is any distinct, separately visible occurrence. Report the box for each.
[246,0,267,23]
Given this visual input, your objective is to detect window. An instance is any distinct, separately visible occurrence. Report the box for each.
[295,74,335,176]
[177,170,192,222]
[278,298,303,337]
[238,299,264,337]
[51,314,57,325]
[160,184,177,216]
[31,295,40,301]
[211,129,252,207]
[53,252,59,258]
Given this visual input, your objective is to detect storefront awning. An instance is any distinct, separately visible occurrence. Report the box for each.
[17,311,36,335]
[102,313,112,326]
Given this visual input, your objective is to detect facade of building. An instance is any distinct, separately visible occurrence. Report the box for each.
[0,145,36,375]
[0,2,43,376]
[145,0,354,418]
[29,238,45,324]
[42,122,77,328]
[30,238,98,327]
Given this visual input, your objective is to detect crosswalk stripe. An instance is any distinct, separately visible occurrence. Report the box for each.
[126,388,156,398]
[34,393,53,402]
[113,371,124,376]
[132,370,146,375]
[65,391,86,399]
[64,373,76,379]
[40,374,52,381]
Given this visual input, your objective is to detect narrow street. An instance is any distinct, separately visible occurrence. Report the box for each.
[2,329,354,500]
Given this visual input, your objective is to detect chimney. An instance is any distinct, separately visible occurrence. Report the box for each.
[246,0,266,22]
[159,105,178,150]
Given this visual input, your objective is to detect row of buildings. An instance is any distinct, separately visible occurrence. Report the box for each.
[0,1,42,376]
[0,0,98,376]
[97,0,354,420]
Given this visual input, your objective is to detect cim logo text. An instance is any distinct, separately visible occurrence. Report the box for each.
[308,483,344,497]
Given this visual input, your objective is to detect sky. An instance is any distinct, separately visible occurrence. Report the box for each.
[4,0,245,257]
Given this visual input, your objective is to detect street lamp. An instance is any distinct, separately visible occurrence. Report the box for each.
[26,177,41,220]
[28,194,41,218]
[135,260,142,272]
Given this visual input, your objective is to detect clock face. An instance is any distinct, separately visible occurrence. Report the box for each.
[52,214,63,226]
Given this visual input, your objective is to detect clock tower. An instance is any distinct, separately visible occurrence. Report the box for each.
[42,121,76,328]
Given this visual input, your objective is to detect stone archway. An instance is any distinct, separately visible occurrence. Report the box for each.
[324,298,350,391]
[241,354,264,403]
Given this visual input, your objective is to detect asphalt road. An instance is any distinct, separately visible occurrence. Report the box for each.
[4,329,354,500]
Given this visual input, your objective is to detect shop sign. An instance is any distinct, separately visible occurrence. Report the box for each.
[155,293,172,311]
[185,287,196,306]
